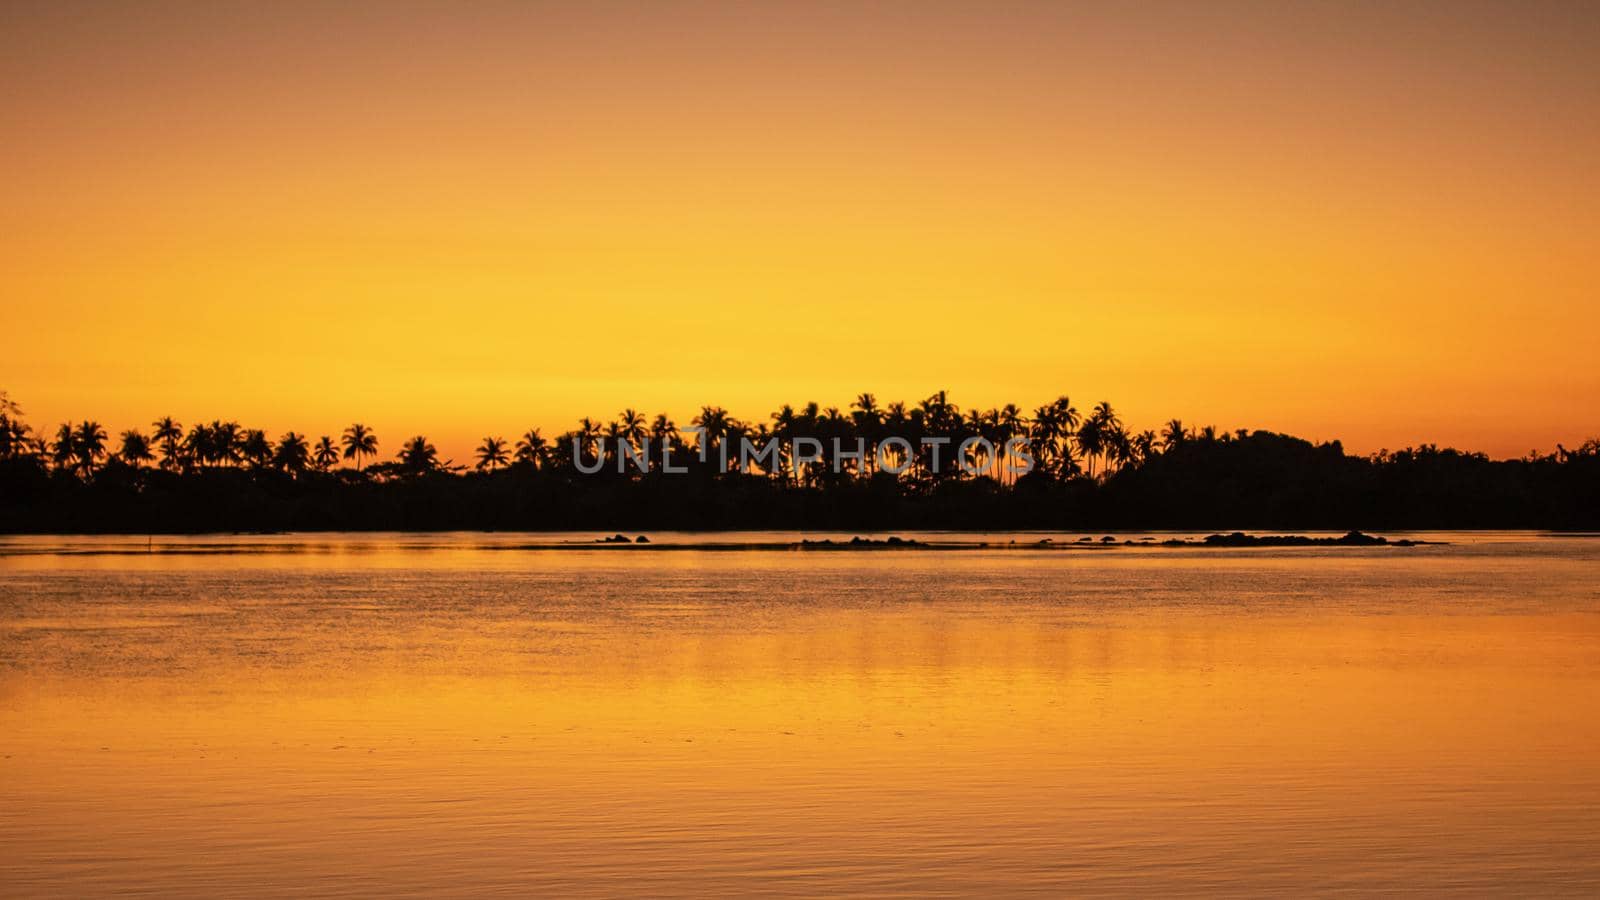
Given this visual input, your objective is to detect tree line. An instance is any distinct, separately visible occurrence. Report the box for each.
[1,390,1596,532]
[1,392,1153,484]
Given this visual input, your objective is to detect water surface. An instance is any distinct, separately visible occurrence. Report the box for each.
[3,532,1598,896]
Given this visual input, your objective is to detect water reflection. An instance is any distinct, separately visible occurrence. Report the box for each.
[2,535,1598,896]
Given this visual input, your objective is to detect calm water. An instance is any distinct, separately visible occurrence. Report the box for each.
[2,532,1598,897]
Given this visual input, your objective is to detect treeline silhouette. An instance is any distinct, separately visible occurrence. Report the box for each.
[2,390,1596,533]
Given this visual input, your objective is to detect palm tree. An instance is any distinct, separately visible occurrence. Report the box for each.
[650,414,678,444]
[1161,419,1188,451]
[1081,401,1120,479]
[725,418,754,473]
[188,420,240,467]
[240,429,274,469]
[0,394,28,464]
[806,406,845,482]
[341,423,378,471]
[398,435,439,475]
[743,422,774,476]
[1106,423,1132,474]
[575,417,602,466]
[73,420,107,477]
[1077,417,1104,480]
[996,403,1024,483]
[648,414,679,463]
[1131,430,1157,467]
[475,436,509,472]
[211,421,242,466]
[1030,403,1061,475]
[901,404,926,485]
[692,406,731,457]
[183,423,212,468]
[152,417,183,471]
[851,393,882,476]
[549,429,580,471]
[118,429,154,467]
[617,409,646,450]
[0,392,28,460]
[1048,396,1081,477]
[312,436,340,472]
[514,428,546,468]
[770,404,798,483]
[1051,396,1081,430]
[917,391,961,485]
[51,423,77,473]
[0,414,29,461]
[275,432,310,474]
[961,409,999,478]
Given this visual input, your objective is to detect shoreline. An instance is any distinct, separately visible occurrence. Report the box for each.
[0,530,1446,554]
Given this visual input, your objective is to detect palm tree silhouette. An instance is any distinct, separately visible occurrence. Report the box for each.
[1048,397,1081,479]
[770,404,798,483]
[604,420,626,458]
[1130,430,1157,467]
[1030,404,1062,474]
[514,429,546,468]
[1161,419,1189,450]
[118,429,154,468]
[648,414,679,464]
[72,421,107,477]
[398,435,439,475]
[996,403,1024,482]
[851,394,882,476]
[1106,423,1132,474]
[0,393,30,461]
[575,417,602,467]
[617,409,646,451]
[1076,417,1104,480]
[151,417,183,471]
[475,436,509,472]
[692,406,732,462]
[182,423,208,469]
[342,423,378,471]
[650,414,677,443]
[51,423,77,472]
[275,432,310,475]
[312,436,340,472]
[1079,402,1120,479]
[917,391,960,484]
[208,421,242,467]
[0,416,29,462]
[8,389,1252,506]
[240,429,274,469]
[0,393,27,464]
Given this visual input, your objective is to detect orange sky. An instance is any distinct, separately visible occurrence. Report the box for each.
[3,1,1597,461]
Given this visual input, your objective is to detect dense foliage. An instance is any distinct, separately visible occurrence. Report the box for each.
[2,391,1596,533]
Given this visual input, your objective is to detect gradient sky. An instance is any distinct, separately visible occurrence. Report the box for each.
[3,0,1597,461]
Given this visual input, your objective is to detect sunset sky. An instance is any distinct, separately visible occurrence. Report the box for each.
[3,1,1597,461]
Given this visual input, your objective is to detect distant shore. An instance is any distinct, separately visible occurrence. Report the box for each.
[566,530,1439,550]
[4,397,1597,534]
[1,530,1447,555]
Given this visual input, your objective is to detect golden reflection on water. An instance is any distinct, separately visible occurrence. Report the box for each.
[2,535,1599,896]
